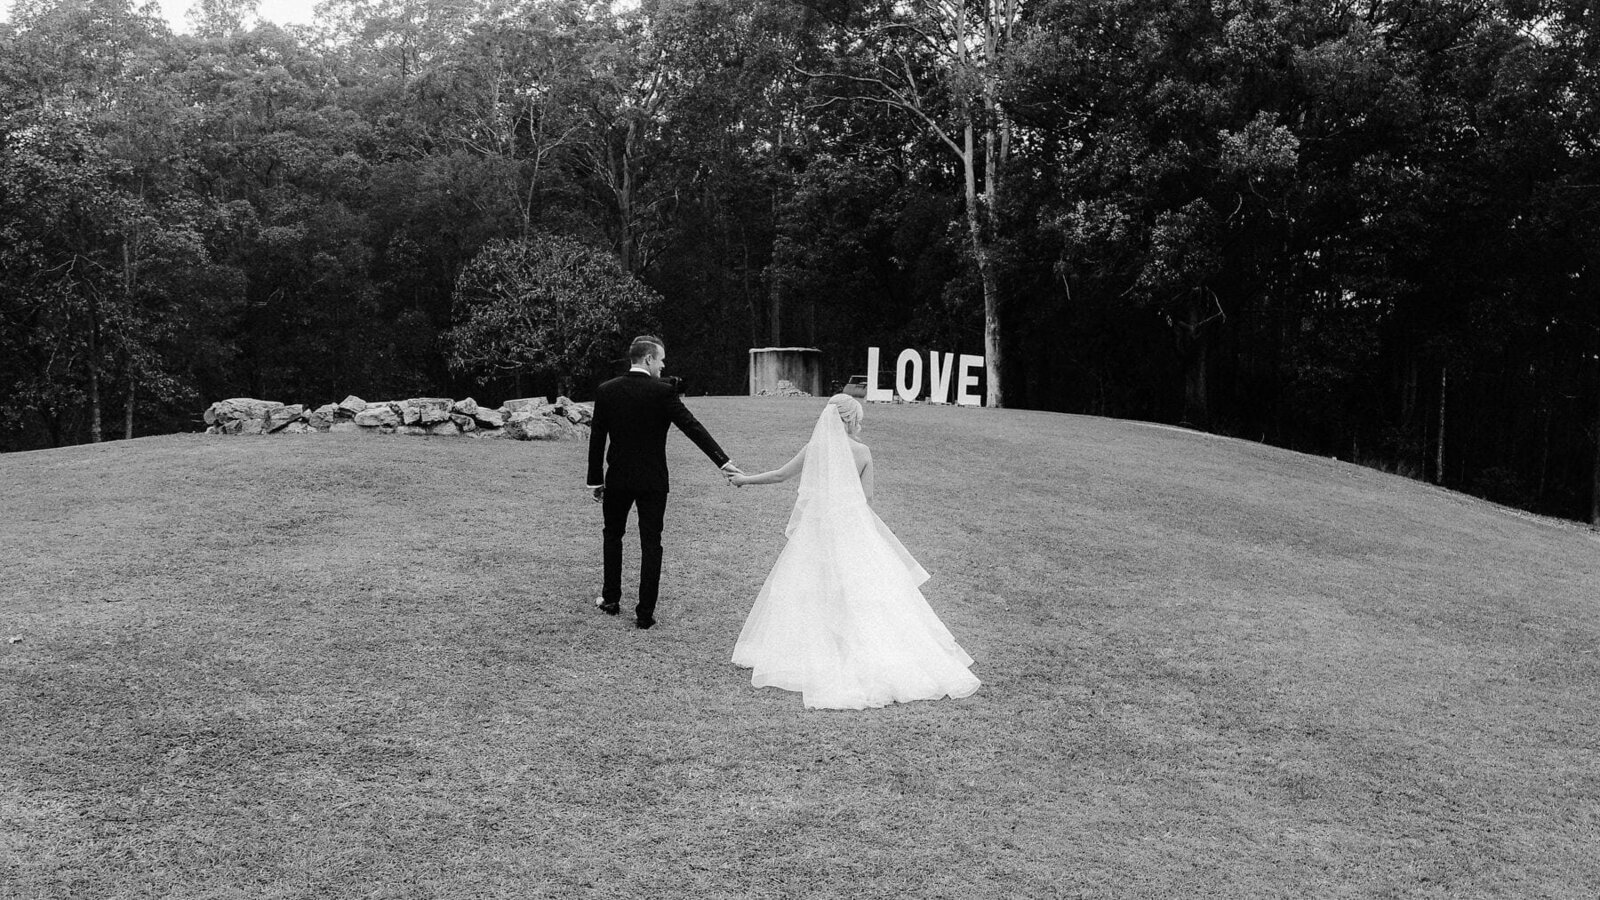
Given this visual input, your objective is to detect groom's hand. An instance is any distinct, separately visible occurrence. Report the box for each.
[590,485,604,503]
[719,462,743,485]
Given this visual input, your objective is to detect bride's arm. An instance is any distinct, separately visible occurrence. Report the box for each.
[730,448,805,486]
[859,458,874,504]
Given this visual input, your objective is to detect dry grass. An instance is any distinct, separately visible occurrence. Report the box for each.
[2,397,1598,898]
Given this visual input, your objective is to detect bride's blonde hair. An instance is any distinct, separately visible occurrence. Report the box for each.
[827,394,865,436]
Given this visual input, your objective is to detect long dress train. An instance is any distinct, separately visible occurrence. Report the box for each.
[732,406,980,709]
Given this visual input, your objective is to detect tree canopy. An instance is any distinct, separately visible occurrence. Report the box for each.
[2,0,1598,522]
[446,233,660,397]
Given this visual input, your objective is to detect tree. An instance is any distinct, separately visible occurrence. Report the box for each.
[798,0,1019,407]
[565,1,697,275]
[445,233,660,397]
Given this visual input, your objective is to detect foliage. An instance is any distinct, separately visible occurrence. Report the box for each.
[0,0,1597,521]
[445,233,659,396]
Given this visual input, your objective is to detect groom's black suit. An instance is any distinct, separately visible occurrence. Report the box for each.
[587,371,730,624]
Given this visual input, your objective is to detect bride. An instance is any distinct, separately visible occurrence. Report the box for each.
[728,394,980,709]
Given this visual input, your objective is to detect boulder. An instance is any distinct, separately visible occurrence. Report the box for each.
[401,402,422,425]
[472,407,505,429]
[555,396,593,425]
[429,420,461,437]
[329,421,361,434]
[398,425,430,436]
[225,418,267,436]
[413,397,452,425]
[451,397,480,417]
[449,413,477,432]
[505,409,561,441]
[279,421,311,434]
[502,397,551,415]
[544,416,583,440]
[308,404,338,431]
[265,404,307,433]
[354,406,400,428]
[205,398,279,425]
[335,395,367,417]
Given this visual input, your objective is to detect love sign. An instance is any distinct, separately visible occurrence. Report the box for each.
[864,347,985,406]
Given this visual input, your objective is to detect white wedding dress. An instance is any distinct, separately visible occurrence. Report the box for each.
[732,406,980,709]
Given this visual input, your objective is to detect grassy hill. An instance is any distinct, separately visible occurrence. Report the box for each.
[3,397,1597,899]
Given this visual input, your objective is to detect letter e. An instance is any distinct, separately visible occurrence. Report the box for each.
[956,354,984,406]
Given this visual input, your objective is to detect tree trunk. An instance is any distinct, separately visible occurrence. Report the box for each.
[769,275,782,346]
[1591,365,1600,525]
[124,376,135,440]
[1435,365,1447,485]
[981,90,1009,411]
[1182,313,1211,429]
[616,123,634,274]
[122,239,135,441]
[1537,399,1551,504]
[88,365,102,443]
[980,257,1003,407]
[88,293,102,444]
[961,122,1004,408]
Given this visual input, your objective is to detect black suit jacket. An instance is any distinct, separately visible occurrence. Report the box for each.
[587,372,730,493]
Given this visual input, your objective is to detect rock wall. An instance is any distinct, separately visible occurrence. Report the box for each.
[203,395,593,441]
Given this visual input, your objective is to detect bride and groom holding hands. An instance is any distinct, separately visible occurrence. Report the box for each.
[585,335,980,710]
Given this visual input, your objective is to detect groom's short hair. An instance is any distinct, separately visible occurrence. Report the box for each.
[629,336,664,364]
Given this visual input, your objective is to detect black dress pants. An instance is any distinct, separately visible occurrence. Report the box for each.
[601,486,667,621]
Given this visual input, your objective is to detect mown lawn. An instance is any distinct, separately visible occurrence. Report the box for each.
[3,397,1598,898]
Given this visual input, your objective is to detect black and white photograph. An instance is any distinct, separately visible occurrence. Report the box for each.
[2,0,1598,895]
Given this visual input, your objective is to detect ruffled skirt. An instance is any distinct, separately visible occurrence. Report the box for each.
[732,506,980,710]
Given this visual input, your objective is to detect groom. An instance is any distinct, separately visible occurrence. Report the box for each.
[585,335,741,629]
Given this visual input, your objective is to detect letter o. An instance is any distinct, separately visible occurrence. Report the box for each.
[896,349,923,402]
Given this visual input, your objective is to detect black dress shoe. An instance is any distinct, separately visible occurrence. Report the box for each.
[635,617,655,630]
[594,597,619,616]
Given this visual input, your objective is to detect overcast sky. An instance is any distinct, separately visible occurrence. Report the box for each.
[165,0,323,30]
[1,0,324,30]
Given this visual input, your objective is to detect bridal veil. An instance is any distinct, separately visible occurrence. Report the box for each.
[732,401,980,709]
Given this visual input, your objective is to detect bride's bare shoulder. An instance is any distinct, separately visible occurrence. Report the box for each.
[850,440,872,465]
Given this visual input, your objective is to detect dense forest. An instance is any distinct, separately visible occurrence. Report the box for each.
[2,0,1598,522]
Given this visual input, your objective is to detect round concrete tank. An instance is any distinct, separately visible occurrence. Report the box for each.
[748,347,823,396]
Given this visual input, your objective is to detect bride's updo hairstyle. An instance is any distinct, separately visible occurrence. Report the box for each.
[828,394,865,436]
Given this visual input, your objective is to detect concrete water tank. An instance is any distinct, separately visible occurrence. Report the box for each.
[748,347,823,396]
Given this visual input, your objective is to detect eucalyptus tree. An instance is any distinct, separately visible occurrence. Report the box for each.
[445,0,593,237]
[795,0,1021,407]
[1009,0,1317,428]
[0,0,227,444]
[1535,0,1600,522]
[564,0,691,275]
[313,0,479,79]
